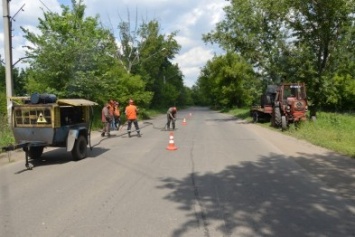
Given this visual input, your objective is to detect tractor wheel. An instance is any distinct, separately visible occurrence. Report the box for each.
[26,146,44,159]
[252,112,259,123]
[71,135,87,161]
[281,116,287,131]
[273,107,282,127]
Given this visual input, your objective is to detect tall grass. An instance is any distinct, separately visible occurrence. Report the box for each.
[0,115,14,148]
[286,112,355,158]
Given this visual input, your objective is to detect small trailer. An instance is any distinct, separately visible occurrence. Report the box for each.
[2,93,98,170]
[250,85,277,123]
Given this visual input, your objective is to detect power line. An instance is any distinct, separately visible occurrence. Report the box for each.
[38,0,52,13]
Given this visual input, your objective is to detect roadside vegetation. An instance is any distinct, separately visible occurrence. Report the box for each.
[228,107,355,158]
[0,115,14,148]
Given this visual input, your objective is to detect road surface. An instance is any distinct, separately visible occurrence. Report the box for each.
[1,107,354,237]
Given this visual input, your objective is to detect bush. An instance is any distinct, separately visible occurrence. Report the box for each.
[0,115,14,148]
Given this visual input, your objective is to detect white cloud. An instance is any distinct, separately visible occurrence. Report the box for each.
[0,0,229,87]
[172,46,216,87]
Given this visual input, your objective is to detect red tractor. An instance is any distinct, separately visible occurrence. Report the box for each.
[271,82,308,130]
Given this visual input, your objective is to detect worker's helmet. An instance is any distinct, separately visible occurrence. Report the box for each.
[172,107,177,111]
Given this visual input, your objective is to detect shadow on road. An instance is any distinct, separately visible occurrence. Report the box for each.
[157,152,355,237]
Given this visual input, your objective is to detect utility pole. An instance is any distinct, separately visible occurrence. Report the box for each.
[2,0,13,124]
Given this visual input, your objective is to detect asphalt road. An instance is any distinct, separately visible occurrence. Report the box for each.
[0,107,354,237]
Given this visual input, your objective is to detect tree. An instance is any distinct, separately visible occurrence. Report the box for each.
[196,52,259,109]
[20,0,151,106]
[129,20,182,108]
[204,0,355,114]
[203,0,289,83]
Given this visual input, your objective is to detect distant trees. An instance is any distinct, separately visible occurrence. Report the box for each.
[196,52,260,108]
[201,0,355,112]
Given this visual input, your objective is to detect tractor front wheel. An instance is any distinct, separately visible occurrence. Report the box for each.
[252,112,259,123]
[281,116,287,131]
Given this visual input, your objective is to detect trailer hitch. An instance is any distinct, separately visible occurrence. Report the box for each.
[2,143,34,170]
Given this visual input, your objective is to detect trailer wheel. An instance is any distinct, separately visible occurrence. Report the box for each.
[252,112,259,123]
[71,135,87,161]
[281,116,287,131]
[24,146,44,159]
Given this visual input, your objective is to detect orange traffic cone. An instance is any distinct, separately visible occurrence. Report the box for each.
[166,132,178,150]
[182,118,187,125]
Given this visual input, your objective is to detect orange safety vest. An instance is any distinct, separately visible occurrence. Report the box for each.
[114,105,120,117]
[108,102,114,116]
[125,104,138,120]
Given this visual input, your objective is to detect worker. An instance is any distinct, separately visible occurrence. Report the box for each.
[101,102,112,137]
[125,99,141,137]
[113,101,121,130]
[166,106,177,130]
[109,99,115,130]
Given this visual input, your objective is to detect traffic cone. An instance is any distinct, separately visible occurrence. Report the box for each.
[166,132,178,150]
[182,118,187,125]
[189,113,192,117]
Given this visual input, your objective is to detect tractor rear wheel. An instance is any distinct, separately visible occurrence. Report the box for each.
[273,107,282,127]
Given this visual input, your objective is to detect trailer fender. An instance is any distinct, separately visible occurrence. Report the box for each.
[67,129,79,152]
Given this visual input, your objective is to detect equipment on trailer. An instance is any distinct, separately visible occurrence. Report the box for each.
[250,85,277,123]
[2,93,98,170]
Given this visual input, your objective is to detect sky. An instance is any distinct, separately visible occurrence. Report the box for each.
[0,0,229,88]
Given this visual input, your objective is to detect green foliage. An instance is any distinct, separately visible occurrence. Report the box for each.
[0,86,6,115]
[21,1,121,102]
[132,20,183,108]
[196,52,260,109]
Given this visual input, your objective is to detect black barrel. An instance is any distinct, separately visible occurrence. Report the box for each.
[30,93,57,104]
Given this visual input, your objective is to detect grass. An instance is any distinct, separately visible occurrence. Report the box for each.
[227,107,355,158]
[285,112,355,158]
[0,115,15,148]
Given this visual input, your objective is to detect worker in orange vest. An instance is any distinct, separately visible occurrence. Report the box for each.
[125,99,141,137]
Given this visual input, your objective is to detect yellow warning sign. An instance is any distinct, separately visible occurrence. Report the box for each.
[37,113,47,123]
